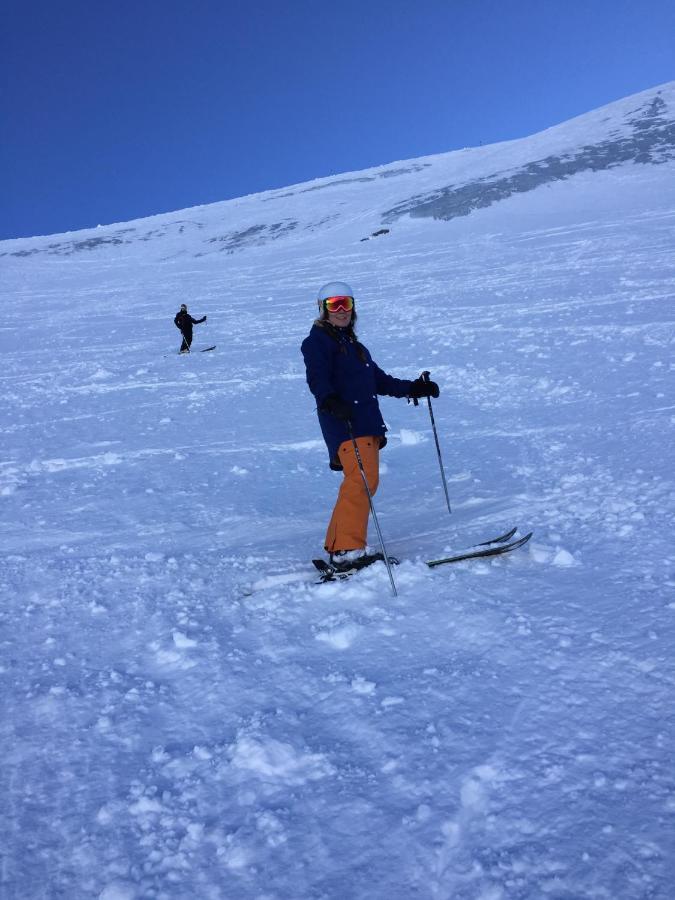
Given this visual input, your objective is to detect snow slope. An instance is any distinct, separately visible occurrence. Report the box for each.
[1,81,675,899]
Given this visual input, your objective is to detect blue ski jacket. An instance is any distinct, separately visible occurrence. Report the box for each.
[301,320,413,469]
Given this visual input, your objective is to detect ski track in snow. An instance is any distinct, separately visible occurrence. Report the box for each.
[2,89,675,898]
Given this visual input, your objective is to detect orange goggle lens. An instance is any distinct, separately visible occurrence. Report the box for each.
[324,295,354,313]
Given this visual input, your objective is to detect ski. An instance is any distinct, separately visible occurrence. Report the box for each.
[310,528,529,583]
[477,526,517,546]
[426,531,533,567]
[244,528,531,594]
[167,345,216,357]
[312,553,399,583]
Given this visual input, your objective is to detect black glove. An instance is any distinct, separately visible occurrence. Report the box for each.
[322,394,352,421]
[408,377,440,399]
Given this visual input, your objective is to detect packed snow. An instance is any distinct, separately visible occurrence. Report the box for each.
[1,82,675,899]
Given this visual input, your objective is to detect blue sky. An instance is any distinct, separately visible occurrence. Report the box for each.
[2,0,674,240]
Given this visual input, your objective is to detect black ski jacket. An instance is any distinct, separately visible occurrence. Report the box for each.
[174,310,206,334]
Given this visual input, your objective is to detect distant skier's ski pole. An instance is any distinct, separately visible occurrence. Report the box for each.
[347,422,398,597]
[421,370,451,514]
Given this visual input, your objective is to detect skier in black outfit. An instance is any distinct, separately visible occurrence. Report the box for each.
[174,304,207,352]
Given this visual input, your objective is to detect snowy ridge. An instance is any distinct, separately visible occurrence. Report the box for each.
[1,82,675,898]
[2,80,674,253]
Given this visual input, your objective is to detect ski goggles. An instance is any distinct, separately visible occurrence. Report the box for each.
[323,295,354,313]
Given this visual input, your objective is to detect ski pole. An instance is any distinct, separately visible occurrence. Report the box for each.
[347,422,398,597]
[420,370,452,514]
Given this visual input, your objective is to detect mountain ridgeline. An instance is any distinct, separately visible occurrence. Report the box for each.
[2,82,674,258]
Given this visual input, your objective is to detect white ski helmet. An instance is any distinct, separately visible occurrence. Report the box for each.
[316,280,355,315]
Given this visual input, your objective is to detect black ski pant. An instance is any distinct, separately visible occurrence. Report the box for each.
[180,329,193,352]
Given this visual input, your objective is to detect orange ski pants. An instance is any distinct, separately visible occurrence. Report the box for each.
[325,436,380,552]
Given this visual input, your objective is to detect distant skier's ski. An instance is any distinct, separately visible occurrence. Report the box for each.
[168,345,217,356]
[426,531,532,567]
[312,553,399,583]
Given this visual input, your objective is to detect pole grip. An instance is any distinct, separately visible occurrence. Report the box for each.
[412,371,430,406]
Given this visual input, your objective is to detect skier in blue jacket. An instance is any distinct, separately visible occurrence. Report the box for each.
[301,280,439,569]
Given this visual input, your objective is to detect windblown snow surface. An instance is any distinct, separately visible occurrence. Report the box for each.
[2,83,675,900]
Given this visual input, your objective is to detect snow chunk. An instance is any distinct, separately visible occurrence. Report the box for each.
[192,745,212,760]
[96,804,114,825]
[90,368,113,380]
[186,822,205,842]
[316,623,361,649]
[552,548,578,567]
[381,696,405,708]
[351,676,376,695]
[230,734,334,784]
[129,796,163,816]
[216,839,252,871]
[460,777,488,813]
[398,428,426,445]
[173,630,198,649]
